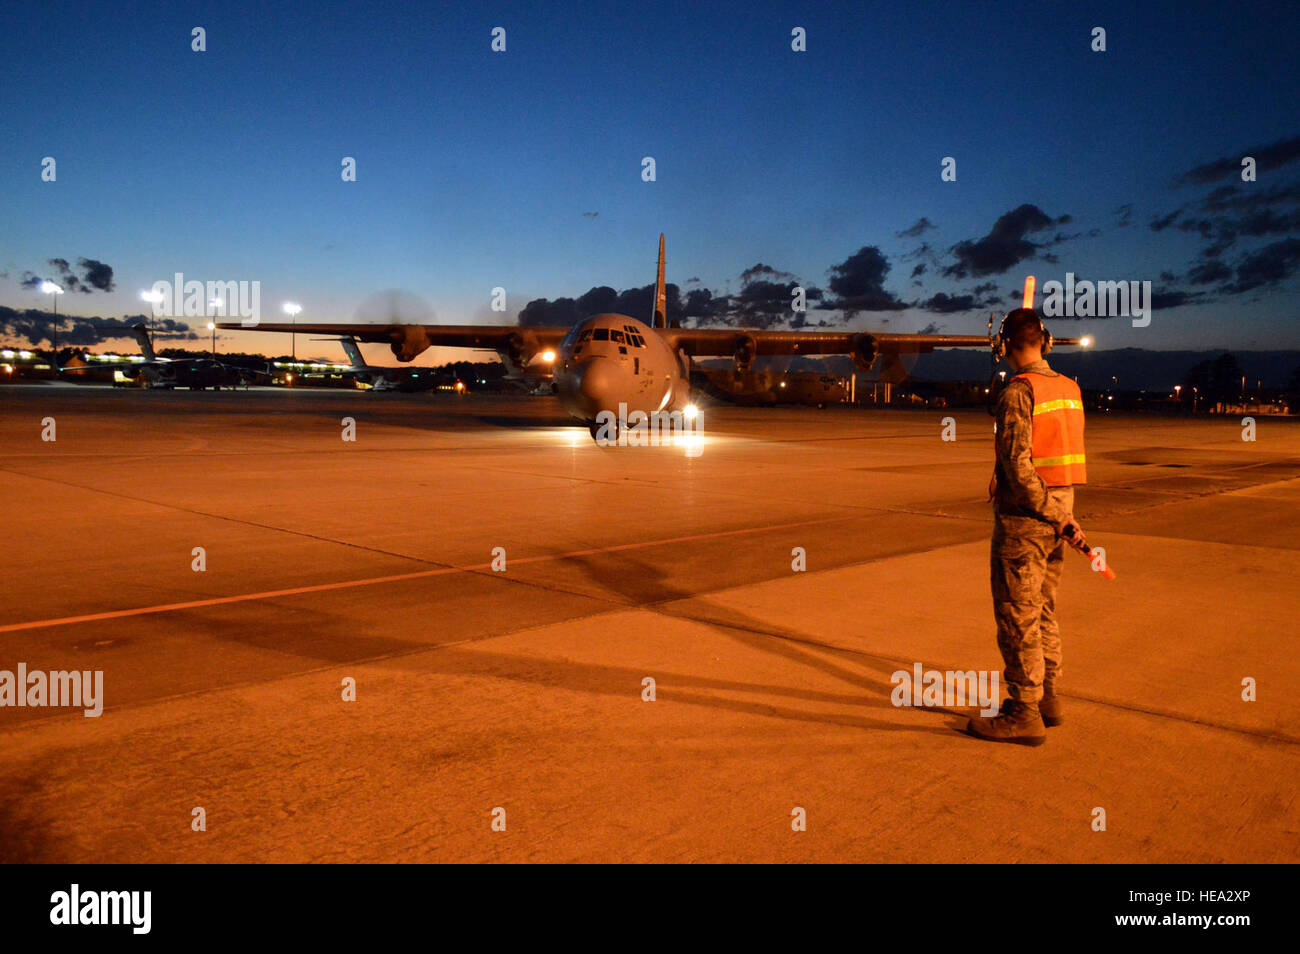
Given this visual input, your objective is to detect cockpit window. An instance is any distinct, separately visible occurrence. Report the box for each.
[592,328,609,341]
[578,329,593,341]
[610,330,626,344]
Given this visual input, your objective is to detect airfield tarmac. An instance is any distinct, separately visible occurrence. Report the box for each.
[1,383,1296,863]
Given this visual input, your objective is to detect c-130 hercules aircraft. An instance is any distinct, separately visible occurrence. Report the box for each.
[222,235,1091,438]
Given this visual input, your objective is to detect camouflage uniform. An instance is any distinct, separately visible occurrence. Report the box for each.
[991,358,1074,704]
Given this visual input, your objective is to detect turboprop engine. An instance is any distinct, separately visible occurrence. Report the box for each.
[733,334,758,373]
[389,325,430,362]
[851,333,879,373]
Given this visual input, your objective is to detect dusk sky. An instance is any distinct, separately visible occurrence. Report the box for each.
[2,0,1298,361]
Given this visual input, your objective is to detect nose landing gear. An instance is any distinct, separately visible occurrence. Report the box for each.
[587,420,618,443]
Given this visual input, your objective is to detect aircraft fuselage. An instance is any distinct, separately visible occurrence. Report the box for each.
[553,313,690,423]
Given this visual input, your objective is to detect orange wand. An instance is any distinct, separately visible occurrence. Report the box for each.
[1061,522,1117,580]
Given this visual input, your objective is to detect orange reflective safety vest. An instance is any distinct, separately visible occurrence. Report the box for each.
[1012,371,1087,486]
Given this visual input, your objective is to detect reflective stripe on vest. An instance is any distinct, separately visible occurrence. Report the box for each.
[1012,371,1087,486]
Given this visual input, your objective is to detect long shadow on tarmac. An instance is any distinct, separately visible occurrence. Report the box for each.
[554,547,975,734]
[399,645,961,736]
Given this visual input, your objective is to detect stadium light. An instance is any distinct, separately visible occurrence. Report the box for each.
[135,288,171,353]
[41,281,64,355]
[283,302,302,361]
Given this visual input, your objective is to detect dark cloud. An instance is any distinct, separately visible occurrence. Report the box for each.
[1201,181,1300,215]
[1177,217,1215,239]
[739,263,794,285]
[916,321,942,334]
[48,258,82,292]
[1115,204,1133,227]
[682,287,727,321]
[516,263,826,331]
[942,204,1062,279]
[0,307,195,347]
[78,258,115,292]
[1149,172,1300,292]
[1150,208,1183,232]
[1224,238,1300,293]
[823,246,908,315]
[1150,289,1210,310]
[1177,135,1300,185]
[1200,237,1236,259]
[17,256,115,295]
[896,217,935,238]
[517,297,580,327]
[916,278,1004,314]
[1187,259,1232,285]
[726,265,823,330]
[518,283,691,328]
[910,263,926,278]
[918,292,979,313]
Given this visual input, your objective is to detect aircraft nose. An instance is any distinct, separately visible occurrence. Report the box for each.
[575,358,616,404]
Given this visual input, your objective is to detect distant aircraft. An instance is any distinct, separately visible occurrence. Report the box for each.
[330,335,445,392]
[221,234,1090,438]
[62,324,263,390]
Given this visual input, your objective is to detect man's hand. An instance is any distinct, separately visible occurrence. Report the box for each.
[1055,516,1087,549]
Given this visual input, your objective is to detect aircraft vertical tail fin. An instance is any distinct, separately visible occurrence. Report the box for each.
[653,233,667,329]
[338,335,367,369]
[129,322,156,361]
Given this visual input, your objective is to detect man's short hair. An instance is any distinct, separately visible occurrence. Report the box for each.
[1003,308,1045,350]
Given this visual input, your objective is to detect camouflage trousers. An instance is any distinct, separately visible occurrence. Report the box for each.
[990,501,1071,703]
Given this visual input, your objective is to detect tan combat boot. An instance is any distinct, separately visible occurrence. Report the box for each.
[965,699,1047,746]
[1040,689,1064,727]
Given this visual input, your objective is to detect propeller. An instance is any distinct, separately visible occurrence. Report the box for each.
[352,289,438,326]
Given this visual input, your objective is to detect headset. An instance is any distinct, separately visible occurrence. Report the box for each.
[987,306,1052,415]
[989,307,1053,362]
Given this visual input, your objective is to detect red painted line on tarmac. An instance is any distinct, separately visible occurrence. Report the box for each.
[1,514,857,633]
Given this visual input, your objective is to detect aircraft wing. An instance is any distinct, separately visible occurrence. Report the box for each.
[58,357,150,373]
[661,328,1086,356]
[217,323,570,362]
[218,322,1089,365]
